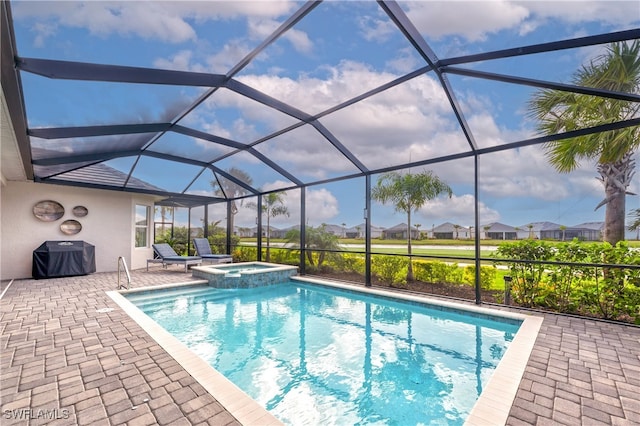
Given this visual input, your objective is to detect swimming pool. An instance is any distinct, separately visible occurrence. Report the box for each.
[115,278,540,425]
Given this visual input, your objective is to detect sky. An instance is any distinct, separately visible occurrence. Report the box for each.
[11,0,640,234]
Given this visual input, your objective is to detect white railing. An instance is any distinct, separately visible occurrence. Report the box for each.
[117,256,131,290]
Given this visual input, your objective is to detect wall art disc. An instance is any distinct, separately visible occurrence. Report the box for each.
[60,219,82,235]
[33,200,65,222]
[72,206,88,217]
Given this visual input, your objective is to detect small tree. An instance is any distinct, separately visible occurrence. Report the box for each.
[629,208,640,239]
[372,170,452,281]
[286,224,340,269]
[211,167,253,235]
[559,225,567,241]
[246,191,289,262]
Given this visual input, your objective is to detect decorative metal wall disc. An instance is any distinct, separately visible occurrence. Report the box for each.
[33,200,65,222]
[60,219,82,235]
[72,206,88,217]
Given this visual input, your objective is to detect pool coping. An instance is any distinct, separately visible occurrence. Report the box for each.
[108,276,543,426]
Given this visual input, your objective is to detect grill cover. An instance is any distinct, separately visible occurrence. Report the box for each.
[32,241,96,279]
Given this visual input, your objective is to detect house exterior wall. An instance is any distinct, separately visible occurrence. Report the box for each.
[1,181,156,280]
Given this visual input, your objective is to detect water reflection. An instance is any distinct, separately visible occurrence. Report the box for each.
[139,283,520,425]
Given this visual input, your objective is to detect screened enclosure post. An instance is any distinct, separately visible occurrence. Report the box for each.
[257,194,263,262]
[203,204,209,239]
[226,202,232,256]
[474,154,481,305]
[365,175,372,287]
[300,187,306,275]
[188,207,192,255]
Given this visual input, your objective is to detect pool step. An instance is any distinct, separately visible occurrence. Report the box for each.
[125,285,214,304]
[127,288,234,311]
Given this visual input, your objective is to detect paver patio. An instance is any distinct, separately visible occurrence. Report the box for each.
[1,269,639,425]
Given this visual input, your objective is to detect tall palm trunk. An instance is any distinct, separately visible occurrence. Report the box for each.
[407,211,414,281]
[597,152,635,245]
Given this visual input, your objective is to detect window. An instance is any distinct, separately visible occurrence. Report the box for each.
[135,205,150,248]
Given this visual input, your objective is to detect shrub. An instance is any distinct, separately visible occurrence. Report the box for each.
[413,260,463,284]
[496,240,554,307]
[232,246,257,262]
[462,265,497,290]
[328,253,366,275]
[371,255,407,287]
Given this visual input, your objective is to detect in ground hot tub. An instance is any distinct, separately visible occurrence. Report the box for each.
[191,261,298,288]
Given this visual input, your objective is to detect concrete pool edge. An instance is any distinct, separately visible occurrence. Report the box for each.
[106,289,283,426]
[293,276,544,426]
[109,276,543,426]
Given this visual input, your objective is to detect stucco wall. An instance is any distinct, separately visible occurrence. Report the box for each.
[1,181,157,280]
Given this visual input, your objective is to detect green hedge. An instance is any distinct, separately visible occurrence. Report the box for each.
[496,239,640,323]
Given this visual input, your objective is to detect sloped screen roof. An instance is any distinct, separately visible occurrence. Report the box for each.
[4,1,640,207]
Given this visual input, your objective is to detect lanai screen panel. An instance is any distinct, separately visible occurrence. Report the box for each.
[212,150,295,194]
[20,73,200,128]
[128,156,205,194]
[252,123,363,183]
[319,73,471,170]
[11,1,283,69]
[396,0,639,55]
[234,1,422,116]
[180,88,301,144]
[147,132,235,164]
[184,168,222,198]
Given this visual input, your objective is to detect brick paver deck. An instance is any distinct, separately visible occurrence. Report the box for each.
[1,269,639,425]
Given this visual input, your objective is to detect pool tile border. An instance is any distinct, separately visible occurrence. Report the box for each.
[110,276,543,426]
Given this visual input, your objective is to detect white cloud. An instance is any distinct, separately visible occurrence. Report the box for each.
[403,1,638,42]
[417,194,501,226]
[13,0,298,46]
[405,0,530,41]
[518,1,640,27]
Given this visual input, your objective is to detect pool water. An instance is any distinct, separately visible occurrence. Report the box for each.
[126,282,520,425]
[212,263,273,274]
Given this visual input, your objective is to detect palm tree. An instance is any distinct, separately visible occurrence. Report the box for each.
[559,225,567,241]
[527,224,534,239]
[627,208,640,239]
[286,224,340,268]
[528,41,640,245]
[372,170,452,281]
[211,167,253,237]
[453,224,461,240]
[246,192,289,262]
[414,223,421,240]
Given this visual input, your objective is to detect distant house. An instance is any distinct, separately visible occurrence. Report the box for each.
[382,223,420,240]
[517,222,561,239]
[271,224,299,239]
[345,223,384,239]
[540,222,603,241]
[481,222,518,240]
[432,222,469,239]
[322,224,346,237]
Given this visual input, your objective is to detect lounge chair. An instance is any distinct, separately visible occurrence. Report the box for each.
[148,243,202,272]
[193,238,233,264]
